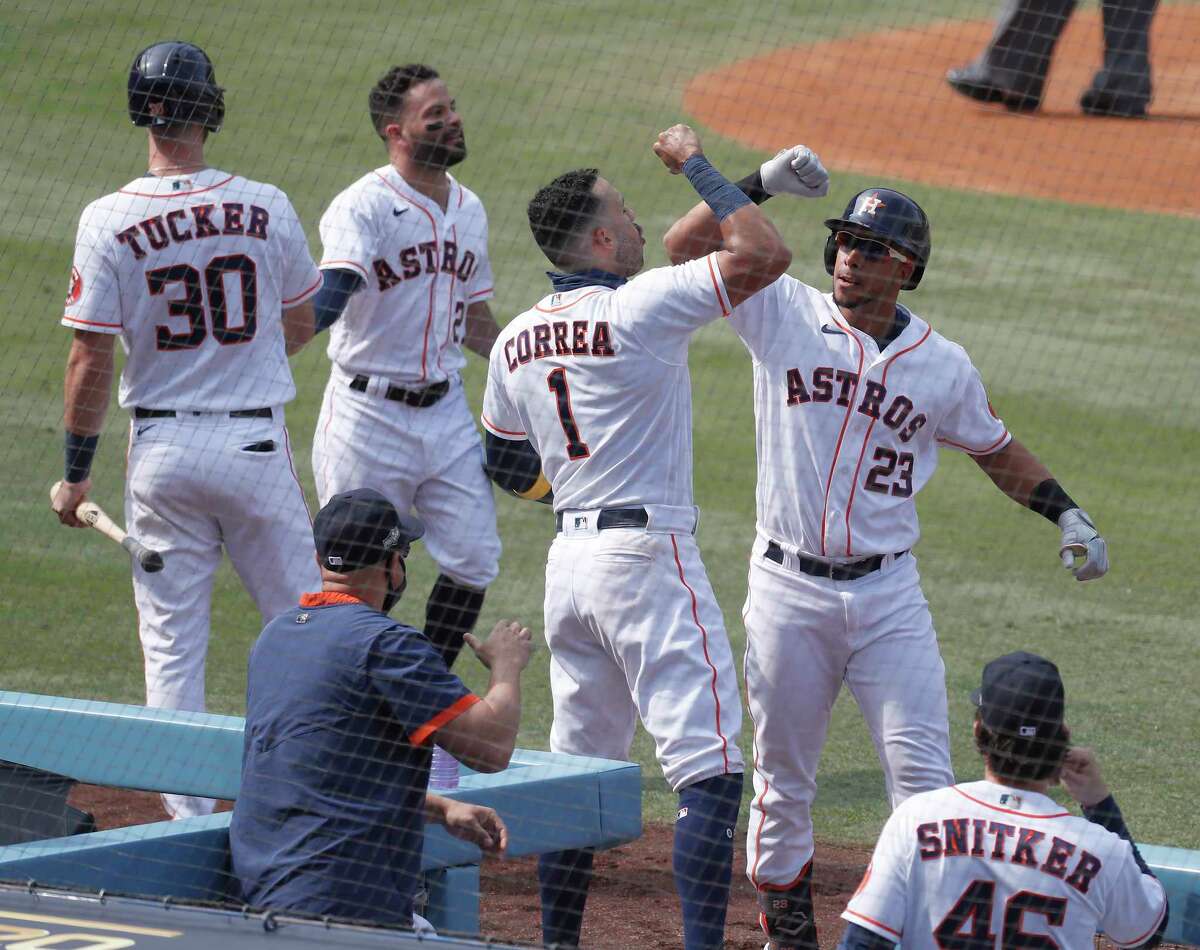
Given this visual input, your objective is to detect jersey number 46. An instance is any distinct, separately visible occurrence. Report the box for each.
[935,880,1066,949]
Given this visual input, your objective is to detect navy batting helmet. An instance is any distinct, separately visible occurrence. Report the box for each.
[823,188,931,290]
[128,41,225,133]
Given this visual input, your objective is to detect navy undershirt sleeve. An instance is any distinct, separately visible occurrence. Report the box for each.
[836,922,897,950]
[313,268,364,333]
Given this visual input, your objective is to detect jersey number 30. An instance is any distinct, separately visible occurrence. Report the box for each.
[147,254,258,351]
[935,880,1066,949]
[547,368,590,460]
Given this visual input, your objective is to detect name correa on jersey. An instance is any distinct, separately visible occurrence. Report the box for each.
[115,202,270,259]
[501,320,615,372]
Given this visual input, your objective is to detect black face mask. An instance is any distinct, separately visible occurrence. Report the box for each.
[381,558,407,614]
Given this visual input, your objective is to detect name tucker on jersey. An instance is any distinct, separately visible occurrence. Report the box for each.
[116,203,270,259]
[503,320,615,373]
[917,818,1102,894]
[785,365,927,443]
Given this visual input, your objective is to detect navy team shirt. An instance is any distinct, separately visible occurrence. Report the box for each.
[230,592,478,926]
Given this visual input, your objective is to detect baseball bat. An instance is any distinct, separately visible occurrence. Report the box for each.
[50,481,165,573]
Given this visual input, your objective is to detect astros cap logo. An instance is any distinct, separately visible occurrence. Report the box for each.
[858,193,885,215]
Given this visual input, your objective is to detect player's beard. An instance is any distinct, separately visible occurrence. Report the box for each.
[413,133,467,170]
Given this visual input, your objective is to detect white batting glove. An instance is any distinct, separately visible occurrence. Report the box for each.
[1058,508,1108,581]
[759,146,829,198]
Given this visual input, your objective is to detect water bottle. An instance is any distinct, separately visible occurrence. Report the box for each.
[429,745,460,790]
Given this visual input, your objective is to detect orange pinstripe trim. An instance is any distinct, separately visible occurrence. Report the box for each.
[282,427,314,528]
[63,316,121,329]
[410,693,480,747]
[468,286,494,299]
[818,313,865,556]
[118,173,236,198]
[841,322,932,556]
[706,254,730,317]
[670,534,730,772]
[321,259,370,280]
[283,275,322,306]
[373,171,440,382]
[757,858,813,892]
[534,289,606,314]
[941,429,1011,455]
[439,222,460,372]
[844,909,902,939]
[950,785,1070,818]
[481,413,526,438]
[743,638,771,889]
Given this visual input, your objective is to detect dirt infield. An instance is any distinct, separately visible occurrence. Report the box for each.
[68,785,1177,948]
[684,5,1200,217]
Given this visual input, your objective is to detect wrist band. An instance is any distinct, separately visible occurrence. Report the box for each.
[65,431,99,483]
[682,155,752,221]
[1029,478,1078,524]
[736,170,771,205]
[516,472,552,502]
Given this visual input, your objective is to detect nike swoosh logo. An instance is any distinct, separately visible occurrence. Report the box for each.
[137,424,156,436]
[821,325,843,335]
[393,207,407,217]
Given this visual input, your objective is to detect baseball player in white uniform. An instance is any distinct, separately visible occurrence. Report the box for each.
[480,125,797,950]
[839,652,1168,949]
[309,64,501,668]
[665,167,1110,949]
[51,42,322,819]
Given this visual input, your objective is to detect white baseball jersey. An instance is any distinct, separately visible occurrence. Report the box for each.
[728,276,1009,559]
[318,165,494,384]
[62,168,321,410]
[844,781,1168,948]
[481,254,731,510]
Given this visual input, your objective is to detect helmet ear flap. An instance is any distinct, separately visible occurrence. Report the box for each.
[823,234,838,279]
[903,263,925,291]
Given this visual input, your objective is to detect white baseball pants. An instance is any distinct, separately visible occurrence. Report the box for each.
[742,536,953,888]
[125,410,319,819]
[544,509,744,792]
[312,369,500,589]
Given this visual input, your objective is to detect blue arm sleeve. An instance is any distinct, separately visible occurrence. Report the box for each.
[835,923,897,950]
[1082,795,1168,948]
[312,268,364,333]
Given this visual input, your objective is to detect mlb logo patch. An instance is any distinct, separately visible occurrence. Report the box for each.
[676,806,688,821]
[1019,725,1038,737]
[574,516,588,529]
[296,613,310,624]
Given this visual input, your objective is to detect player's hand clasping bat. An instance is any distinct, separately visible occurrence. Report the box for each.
[50,481,165,573]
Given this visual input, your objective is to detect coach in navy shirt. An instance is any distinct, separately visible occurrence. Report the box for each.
[230,488,532,929]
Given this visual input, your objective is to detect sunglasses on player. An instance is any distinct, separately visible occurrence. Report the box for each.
[834,230,909,264]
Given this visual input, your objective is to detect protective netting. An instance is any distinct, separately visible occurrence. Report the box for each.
[3,0,1198,946]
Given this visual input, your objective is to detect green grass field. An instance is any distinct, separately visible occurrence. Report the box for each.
[2,0,1198,852]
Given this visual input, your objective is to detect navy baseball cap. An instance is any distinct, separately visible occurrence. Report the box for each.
[972,651,1065,741]
[313,488,424,573]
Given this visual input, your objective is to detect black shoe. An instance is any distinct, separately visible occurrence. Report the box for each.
[757,865,819,950]
[1080,88,1147,118]
[946,66,1039,113]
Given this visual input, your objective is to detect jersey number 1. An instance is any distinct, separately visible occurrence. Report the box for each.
[547,368,590,460]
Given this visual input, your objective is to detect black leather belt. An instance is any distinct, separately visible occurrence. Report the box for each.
[134,407,272,420]
[764,540,907,581]
[555,507,650,532]
[349,374,449,408]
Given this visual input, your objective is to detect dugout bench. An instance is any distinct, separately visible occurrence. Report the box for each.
[0,691,642,936]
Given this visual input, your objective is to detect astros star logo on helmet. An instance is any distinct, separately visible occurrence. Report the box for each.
[858,194,885,215]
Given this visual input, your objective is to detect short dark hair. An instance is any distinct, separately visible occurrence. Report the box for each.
[369,64,439,138]
[527,168,602,267]
[974,711,1068,783]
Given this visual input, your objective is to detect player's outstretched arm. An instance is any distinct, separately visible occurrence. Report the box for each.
[972,438,1108,581]
[663,144,829,266]
[652,124,792,307]
[53,330,115,528]
[434,620,533,772]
